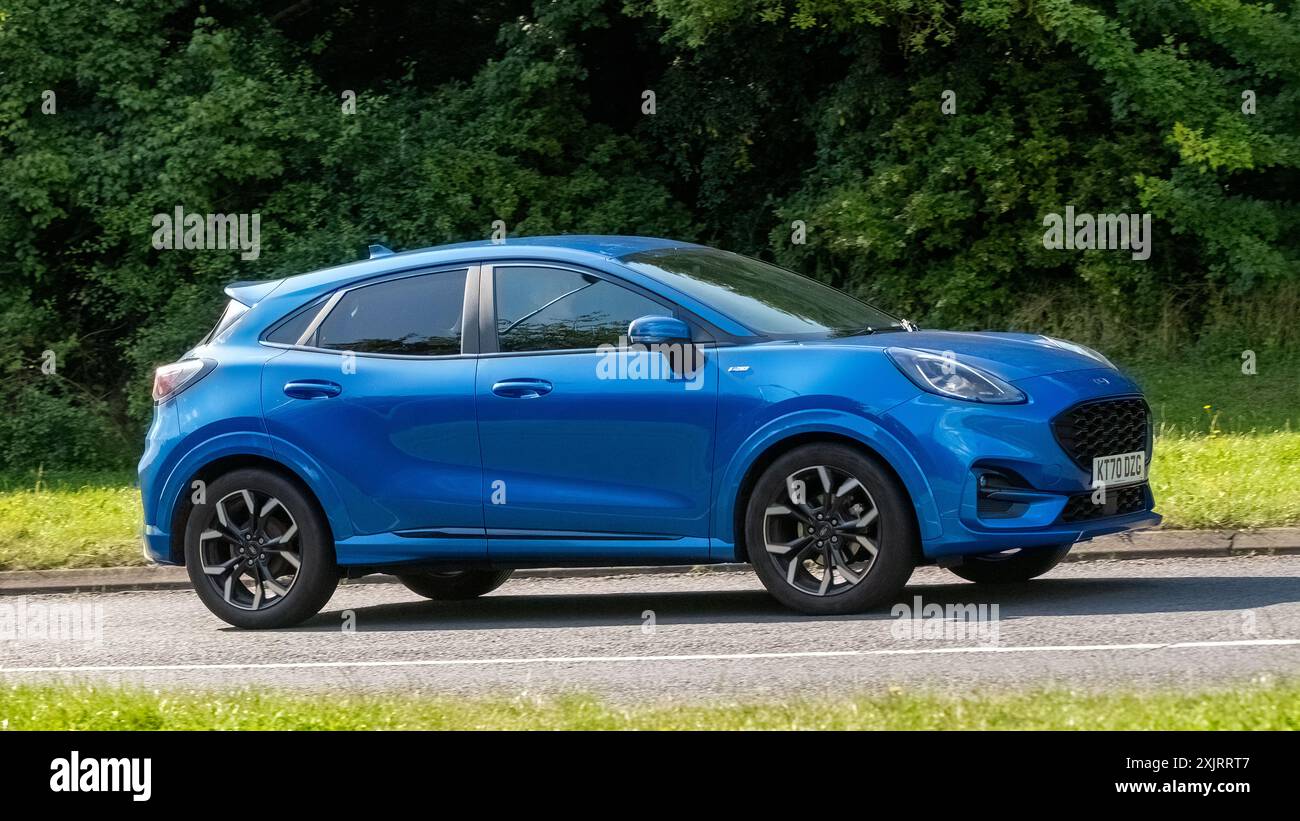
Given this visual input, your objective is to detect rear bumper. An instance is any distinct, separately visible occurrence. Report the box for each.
[142,525,175,565]
[138,402,181,565]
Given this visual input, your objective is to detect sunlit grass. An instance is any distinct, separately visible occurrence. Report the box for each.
[1149,431,1300,529]
[2,682,1297,730]
[0,470,143,571]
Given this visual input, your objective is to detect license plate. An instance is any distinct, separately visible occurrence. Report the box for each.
[1092,451,1146,487]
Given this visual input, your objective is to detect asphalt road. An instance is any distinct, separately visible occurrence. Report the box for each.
[2,555,1298,701]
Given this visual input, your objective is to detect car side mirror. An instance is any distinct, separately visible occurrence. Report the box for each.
[628,315,702,381]
[628,315,690,346]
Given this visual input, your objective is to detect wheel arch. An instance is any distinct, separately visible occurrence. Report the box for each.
[719,418,940,563]
[163,444,348,565]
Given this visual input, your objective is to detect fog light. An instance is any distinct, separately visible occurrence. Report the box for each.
[975,469,1032,519]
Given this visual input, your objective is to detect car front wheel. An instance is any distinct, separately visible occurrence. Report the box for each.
[746,444,917,615]
[947,544,1072,584]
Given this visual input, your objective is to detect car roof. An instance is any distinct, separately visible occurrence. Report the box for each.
[248,235,702,303]
[406,234,698,257]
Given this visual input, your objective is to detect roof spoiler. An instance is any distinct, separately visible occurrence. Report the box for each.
[223,279,282,306]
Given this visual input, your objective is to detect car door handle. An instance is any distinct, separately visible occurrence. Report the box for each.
[491,378,553,399]
[284,379,342,399]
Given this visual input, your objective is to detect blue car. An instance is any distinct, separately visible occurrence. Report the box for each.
[140,236,1159,628]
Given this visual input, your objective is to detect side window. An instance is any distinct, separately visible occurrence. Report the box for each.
[264,299,325,346]
[314,269,467,356]
[494,266,669,353]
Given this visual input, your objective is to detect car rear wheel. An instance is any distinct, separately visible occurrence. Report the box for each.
[394,569,513,600]
[746,444,917,615]
[184,468,338,629]
[947,543,1072,584]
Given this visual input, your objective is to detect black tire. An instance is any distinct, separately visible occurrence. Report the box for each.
[746,443,917,615]
[184,468,338,629]
[947,543,1072,584]
[395,569,513,600]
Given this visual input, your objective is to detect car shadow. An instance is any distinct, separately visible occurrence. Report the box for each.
[267,574,1300,633]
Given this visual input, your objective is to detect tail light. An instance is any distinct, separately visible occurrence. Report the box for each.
[152,359,211,403]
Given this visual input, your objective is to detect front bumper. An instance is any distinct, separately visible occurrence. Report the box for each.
[882,367,1161,560]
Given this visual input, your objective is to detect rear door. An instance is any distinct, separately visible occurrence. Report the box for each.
[261,266,484,559]
[474,263,719,562]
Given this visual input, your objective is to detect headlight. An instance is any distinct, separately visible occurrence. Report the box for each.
[1040,336,1115,369]
[886,348,1026,404]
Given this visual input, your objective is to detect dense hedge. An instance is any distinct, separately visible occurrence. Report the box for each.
[1,0,1296,470]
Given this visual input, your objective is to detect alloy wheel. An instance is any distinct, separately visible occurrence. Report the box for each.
[197,488,303,611]
[762,464,882,596]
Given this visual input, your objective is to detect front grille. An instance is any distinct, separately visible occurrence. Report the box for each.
[1052,396,1150,470]
[1060,483,1149,523]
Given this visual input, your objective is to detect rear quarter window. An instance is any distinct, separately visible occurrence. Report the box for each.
[264,300,325,346]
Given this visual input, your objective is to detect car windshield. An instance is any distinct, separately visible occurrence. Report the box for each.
[621,247,902,338]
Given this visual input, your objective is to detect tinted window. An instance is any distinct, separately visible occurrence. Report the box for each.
[264,299,324,345]
[494,267,667,353]
[315,269,467,355]
[622,248,901,338]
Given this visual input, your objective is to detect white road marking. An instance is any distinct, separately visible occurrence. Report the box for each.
[1,638,1297,675]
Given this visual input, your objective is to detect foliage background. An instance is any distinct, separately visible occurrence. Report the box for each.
[0,0,1296,470]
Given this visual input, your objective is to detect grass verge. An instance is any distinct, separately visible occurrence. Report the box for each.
[2,683,1297,730]
[1149,432,1300,529]
[0,471,142,571]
